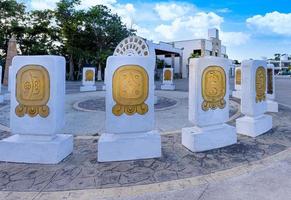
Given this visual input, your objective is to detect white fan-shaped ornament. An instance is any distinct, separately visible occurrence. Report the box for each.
[113,36,149,56]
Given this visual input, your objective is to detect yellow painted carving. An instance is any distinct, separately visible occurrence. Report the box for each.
[256,66,266,103]
[235,69,241,85]
[85,70,94,81]
[201,66,226,111]
[15,65,50,118]
[164,69,172,81]
[112,65,149,116]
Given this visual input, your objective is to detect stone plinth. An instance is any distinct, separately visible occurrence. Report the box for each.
[236,60,272,137]
[98,55,161,162]
[0,55,73,164]
[232,67,241,99]
[80,67,96,92]
[266,64,278,112]
[182,57,236,152]
[161,68,175,90]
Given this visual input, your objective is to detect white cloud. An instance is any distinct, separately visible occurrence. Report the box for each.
[111,3,136,27]
[154,2,196,21]
[246,11,291,36]
[220,31,250,46]
[30,0,59,10]
[154,12,223,41]
[216,8,231,13]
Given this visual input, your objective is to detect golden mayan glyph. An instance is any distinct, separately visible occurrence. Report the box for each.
[235,69,241,85]
[15,65,50,118]
[85,69,94,81]
[255,66,266,102]
[112,65,149,116]
[267,68,273,94]
[164,69,172,81]
[201,66,226,111]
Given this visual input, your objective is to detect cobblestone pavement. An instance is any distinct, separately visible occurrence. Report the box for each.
[0,105,289,193]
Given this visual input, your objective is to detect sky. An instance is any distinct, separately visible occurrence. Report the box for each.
[21,0,291,61]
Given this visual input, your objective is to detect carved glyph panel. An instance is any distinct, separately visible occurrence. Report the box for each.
[201,66,226,111]
[112,65,149,116]
[235,69,241,85]
[164,69,172,81]
[85,69,94,81]
[15,65,50,118]
[113,36,149,57]
[255,66,266,103]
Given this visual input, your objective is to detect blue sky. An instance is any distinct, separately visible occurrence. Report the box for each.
[21,0,291,61]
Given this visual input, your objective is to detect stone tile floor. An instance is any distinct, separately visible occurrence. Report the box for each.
[0,105,289,193]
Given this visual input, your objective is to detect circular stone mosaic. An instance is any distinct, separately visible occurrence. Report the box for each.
[0,105,290,192]
[77,97,178,112]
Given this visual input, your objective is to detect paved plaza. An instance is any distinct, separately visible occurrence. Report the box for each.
[0,77,290,199]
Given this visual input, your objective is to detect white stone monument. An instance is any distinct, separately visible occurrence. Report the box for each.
[232,67,241,99]
[0,55,73,164]
[98,36,161,162]
[236,60,272,137]
[0,66,4,103]
[182,57,237,152]
[161,68,175,90]
[266,64,278,112]
[80,67,96,92]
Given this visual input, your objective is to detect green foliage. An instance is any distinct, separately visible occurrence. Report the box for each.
[0,0,135,80]
[0,0,26,61]
[188,52,200,60]
[156,58,165,69]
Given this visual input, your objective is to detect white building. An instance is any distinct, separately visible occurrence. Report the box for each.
[158,28,227,78]
[268,54,291,74]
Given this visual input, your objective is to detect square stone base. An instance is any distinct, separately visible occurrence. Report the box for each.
[161,84,175,90]
[236,114,272,137]
[0,134,73,164]
[267,100,278,112]
[182,124,237,152]
[98,130,161,162]
[80,85,96,92]
[232,90,241,99]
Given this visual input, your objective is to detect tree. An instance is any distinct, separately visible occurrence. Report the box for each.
[274,53,281,61]
[0,0,26,62]
[20,9,62,56]
[82,5,134,79]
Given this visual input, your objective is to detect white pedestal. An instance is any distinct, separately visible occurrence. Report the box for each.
[0,134,73,164]
[267,100,278,113]
[236,114,272,137]
[102,84,106,91]
[80,85,96,92]
[232,90,241,99]
[98,131,161,162]
[182,124,236,152]
[0,94,4,103]
[161,84,175,90]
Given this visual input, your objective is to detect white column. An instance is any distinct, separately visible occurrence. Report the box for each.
[236,60,272,137]
[182,57,236,152]
[0,55,73,164]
